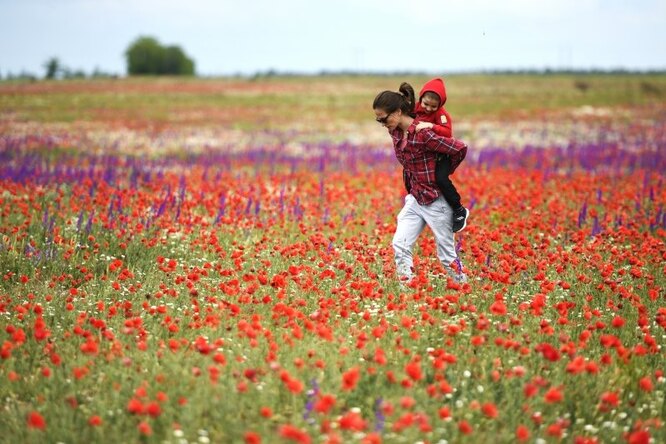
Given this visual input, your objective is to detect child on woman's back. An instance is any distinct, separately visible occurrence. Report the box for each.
[413,78,469,232]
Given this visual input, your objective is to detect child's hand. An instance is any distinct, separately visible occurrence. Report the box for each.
[415,122,434,132]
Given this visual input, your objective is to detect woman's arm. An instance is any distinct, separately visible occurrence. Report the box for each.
[418,129,467,155]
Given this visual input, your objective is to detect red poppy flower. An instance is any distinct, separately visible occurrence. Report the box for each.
[481,402,499,419]
[438,406,451,419]
[27,411,46,430]
[458,420,473,434]
[339,410,367,431]
[126,398,144,415]
[638,377,654,392]
[278,424,311,443]
[516,424,530,441]
[405,361,423,381]
[137,421,152,436]
[544,386,564,403]
[341,367,360,391]
[314,394,336,414]
[245,431,261,444]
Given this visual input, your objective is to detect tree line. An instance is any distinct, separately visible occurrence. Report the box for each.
[3,35,665,81]
[1,36,195,80]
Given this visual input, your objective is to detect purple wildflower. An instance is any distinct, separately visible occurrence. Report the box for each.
[578,201,588,228]
[374,398,385,433]
[302,379,319,424]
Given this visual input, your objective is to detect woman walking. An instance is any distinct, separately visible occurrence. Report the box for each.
[373,82,468,284]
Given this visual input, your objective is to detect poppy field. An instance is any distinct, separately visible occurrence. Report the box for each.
[1,75,665,443]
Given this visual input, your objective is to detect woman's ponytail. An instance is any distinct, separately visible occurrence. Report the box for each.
[399,82,416,117]
[372,82,416,118]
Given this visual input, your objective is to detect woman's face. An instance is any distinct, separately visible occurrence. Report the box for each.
[374,108,399,131]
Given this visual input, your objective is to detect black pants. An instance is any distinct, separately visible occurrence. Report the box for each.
[436,155,462,210]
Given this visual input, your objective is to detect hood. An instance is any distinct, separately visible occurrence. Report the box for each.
[419,78,447,107]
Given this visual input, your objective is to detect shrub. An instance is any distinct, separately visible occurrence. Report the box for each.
[125,36,195,76]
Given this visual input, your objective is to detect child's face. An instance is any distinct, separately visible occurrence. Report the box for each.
[420,96,440,114]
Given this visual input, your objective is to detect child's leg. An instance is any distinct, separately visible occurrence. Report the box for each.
[435,156,462,210]
[436,155,469,233]
[402,169,411,193]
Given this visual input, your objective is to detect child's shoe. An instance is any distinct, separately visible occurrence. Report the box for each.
[452,207,469,233]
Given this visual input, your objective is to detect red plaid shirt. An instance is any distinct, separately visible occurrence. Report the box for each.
[390,122,468,205]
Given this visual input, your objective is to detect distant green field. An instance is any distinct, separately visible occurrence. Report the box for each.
[1,74,664,129]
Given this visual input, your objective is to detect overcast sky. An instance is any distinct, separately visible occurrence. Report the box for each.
[2,0,665,77]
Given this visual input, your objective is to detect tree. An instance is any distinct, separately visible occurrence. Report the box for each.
[163,46,194,76]
[125,36,195,76]
[125,37,163,75]
[44,57,61,79]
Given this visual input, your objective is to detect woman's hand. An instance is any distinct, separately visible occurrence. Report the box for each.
[415,122,434,132]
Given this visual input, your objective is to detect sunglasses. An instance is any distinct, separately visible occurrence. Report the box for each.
[376,110,395,125]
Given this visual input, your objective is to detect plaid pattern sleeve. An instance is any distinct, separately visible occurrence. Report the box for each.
[390,125,468,205]
[419,127,468,175]
[418,128,467,155]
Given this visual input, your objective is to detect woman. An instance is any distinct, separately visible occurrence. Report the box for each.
[373,82,468,284]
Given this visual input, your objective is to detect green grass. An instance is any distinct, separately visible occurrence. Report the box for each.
[2,74,664,129]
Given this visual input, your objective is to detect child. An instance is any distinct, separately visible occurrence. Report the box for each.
[413,78,469,232]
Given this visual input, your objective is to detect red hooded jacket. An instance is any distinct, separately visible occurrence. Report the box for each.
[414,78,453,138]
[413,78,465,174]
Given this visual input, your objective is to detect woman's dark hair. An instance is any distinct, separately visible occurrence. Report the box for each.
[372,82,415,117]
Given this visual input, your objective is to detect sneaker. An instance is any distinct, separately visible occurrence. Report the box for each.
[452,207,469,233]
[445,267,468,284]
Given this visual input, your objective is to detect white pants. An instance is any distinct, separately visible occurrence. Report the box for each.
[392,194,458,282]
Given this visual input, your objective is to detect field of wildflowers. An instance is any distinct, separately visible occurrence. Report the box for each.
[1,76,665,443]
